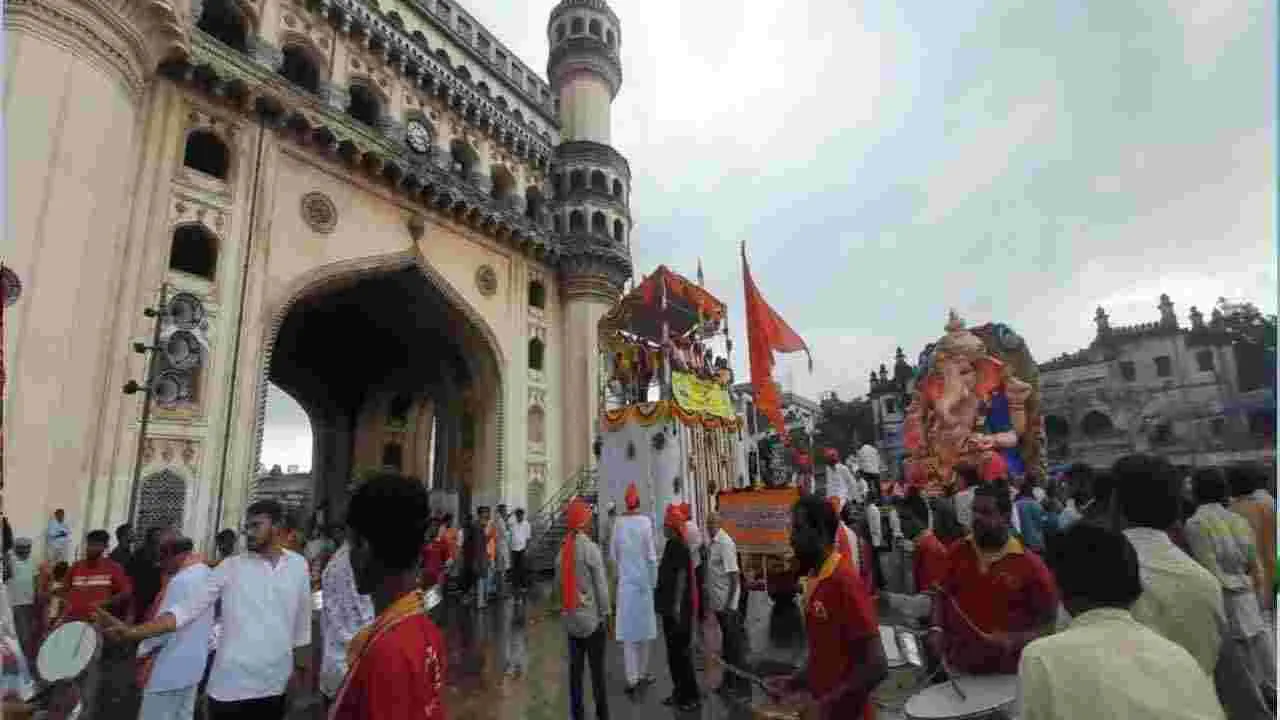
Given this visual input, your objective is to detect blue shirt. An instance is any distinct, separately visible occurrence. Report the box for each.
[1015,497,1049,551]
[138,562,214,693]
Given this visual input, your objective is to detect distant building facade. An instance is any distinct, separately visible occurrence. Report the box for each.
[867,348,916,481]
[1038,296,1275,471]
[250,465,314,525]
[731,383,820,485]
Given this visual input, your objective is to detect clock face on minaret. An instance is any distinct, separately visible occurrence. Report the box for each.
[406,120,430,153]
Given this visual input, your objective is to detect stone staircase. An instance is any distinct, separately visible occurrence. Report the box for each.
[527,466,599,574]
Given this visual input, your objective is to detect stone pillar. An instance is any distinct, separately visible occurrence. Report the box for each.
[558,253,628,480]
[3,0,187,553]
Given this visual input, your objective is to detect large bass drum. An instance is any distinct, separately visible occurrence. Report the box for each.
[37,621,100,683]
[903,674,1017,720]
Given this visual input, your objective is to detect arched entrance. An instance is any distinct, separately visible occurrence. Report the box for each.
[254,255,504,528]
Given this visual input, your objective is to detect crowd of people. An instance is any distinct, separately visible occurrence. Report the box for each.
[0,453,1273,720]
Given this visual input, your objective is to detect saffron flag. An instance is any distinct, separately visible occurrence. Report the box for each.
[742,244,811,444]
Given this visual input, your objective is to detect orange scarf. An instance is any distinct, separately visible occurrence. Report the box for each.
[331,590,428,720]
[136,553,205,688]
[803,551,842,613]
[561,499,591,611]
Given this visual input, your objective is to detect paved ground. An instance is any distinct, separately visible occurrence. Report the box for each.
[90,582,928,720]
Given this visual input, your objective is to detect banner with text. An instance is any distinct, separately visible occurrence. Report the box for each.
[671,372,735,419]
[718,488,800,552]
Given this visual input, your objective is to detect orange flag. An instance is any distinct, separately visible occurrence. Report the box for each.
[742,244,812,443]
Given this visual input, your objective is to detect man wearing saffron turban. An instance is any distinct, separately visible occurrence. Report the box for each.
[609,484,658,695]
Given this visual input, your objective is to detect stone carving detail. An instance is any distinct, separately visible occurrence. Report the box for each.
[475,265,498,296]
[300,192,338,234]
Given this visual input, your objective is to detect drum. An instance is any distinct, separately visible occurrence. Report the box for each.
[37,621,100,683]
[874,625,925,708]
[752,701,804,720]
[904,674,1018,720]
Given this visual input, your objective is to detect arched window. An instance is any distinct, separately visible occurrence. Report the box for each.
[381,442,403,470]
[569,170,585,191]
[434,48,451,66]
[347,83,382,127]
[513,109,525,123]
[528,279,546,309]
[490,165,515,205]
[568,210,585,233]
[590,170,607,192]
[183,130,230,179]
[528,406,546,444]
[1044,415,1070,440]
[496,96,509,110]
[571,17,584,34]
[556,23,566,41]
[528,338,545,371]
[606,29,615,47]
[1081,411,1113,438]
[169,225,218,280]
[476,81,491,97]
[588,19,602,37]
[387,394,412,429]
[280,44,322,94]
[552,213,563,233]
[137,470,186,535]
[386,10,404,28]
[524,186,545,222]
[551,173,564,199]
[611,179,623,198]
[197,0,249,52]
[591,211,607,235]
[450,139,478,178]
[612,219,624,243]
[455,66,471,84]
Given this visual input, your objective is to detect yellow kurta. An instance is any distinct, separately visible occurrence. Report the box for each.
[1018,608,1226,720]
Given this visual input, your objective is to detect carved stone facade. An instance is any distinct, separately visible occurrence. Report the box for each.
[1038,297,1275,470]
[4,0,633,554]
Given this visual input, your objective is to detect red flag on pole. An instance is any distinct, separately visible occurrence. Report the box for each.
[742,244,812,444]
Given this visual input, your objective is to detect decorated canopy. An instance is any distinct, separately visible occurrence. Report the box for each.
[599,265,727,343]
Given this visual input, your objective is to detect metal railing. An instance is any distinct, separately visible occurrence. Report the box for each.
[525,466,599,568]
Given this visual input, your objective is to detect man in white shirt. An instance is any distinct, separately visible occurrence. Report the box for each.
[137,534,215,720]
[45,509,71,563]
[509,508,532,593]
[318,541,373,706]
[952,465,981,531]
[6,538,35,665]
[611,484,658,694]
[1113,454,1225,677]
[105,500,312,720]
[705,513,747,698]
[824,450,854,508]
[846,456,869,506]
[1018,522,1225,720]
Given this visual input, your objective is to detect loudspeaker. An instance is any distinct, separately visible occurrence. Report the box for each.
[151,371,187,406]
[167,292,206,330]
[162,330,204,370]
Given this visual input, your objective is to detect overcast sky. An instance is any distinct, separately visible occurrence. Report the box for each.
[261,0,1276,471]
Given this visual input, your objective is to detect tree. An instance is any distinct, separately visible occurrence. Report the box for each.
[814,393,876,461]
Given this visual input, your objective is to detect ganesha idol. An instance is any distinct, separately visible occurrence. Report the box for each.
[902,312,1044,494]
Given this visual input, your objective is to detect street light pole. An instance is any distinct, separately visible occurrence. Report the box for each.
[125,283,169,526]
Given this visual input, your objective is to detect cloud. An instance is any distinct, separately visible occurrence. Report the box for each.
[259,0,1273,462]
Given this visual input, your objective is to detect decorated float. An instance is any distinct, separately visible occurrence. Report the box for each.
[901,311,1045,496]
[595,266,745,534]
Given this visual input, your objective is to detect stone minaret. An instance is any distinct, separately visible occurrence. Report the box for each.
[549,0,632,476]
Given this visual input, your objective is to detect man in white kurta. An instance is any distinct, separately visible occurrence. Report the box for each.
[610,485,658,692]
[826,459,856,509]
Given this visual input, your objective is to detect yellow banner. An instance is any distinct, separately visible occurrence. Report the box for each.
[671,372,735,419]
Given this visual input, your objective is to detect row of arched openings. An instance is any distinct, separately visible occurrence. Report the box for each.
[1044,411,1115,440]
[554,16,617,49]
[554,170,625,202]
[552,210,625,242]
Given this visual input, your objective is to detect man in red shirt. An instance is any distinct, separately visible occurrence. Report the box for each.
[419,517,447,592]
[913,501,962,593]
[332,473,446,720]
[928,482,1058,675]
[65,529,132,623]
[767,495,887,720]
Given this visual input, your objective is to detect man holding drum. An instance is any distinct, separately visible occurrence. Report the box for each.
[766,495,888,719]
[927,482,1058,676]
